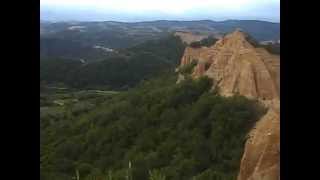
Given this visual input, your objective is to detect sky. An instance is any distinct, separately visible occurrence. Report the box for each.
[40,0,280,22]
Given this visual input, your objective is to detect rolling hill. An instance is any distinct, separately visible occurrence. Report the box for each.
[40,20,279,61]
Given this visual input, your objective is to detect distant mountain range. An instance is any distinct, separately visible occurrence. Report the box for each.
[40,20,279,61]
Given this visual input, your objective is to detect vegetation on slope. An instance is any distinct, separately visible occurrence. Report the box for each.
[177,60,198,75]
[260,42,280,55]
[40,35,186,90]
[244,34,280,55]
[40,72,266,180]
[189,36,219,48]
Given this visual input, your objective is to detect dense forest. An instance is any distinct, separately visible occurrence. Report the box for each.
[40,35,186,90]
[40,71,266,180]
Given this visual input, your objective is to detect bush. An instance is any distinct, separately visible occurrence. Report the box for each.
[149,169,166,180]
[178,60,197,75]
[190,36,218,48]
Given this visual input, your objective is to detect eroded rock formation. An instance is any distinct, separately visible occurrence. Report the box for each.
[238,99,280,180]
[177,29,280,180]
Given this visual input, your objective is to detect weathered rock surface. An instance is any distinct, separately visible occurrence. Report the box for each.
[179,30,280,100]
[177,29,280,180]
[238,99,280,180]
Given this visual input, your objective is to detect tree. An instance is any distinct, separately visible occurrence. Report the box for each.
[149,169,166,180]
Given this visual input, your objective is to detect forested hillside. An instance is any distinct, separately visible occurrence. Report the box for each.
[40,72,266,180]
[40,35,185,90]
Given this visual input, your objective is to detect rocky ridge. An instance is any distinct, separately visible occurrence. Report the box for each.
[177,29,280,180]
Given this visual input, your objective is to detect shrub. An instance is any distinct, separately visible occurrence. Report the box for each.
[190,36,218,48]
[178,60,197,75]
[149,169,166,180]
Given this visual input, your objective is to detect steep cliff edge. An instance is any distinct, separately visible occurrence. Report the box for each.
[177,29,280,180]
[238,99,280,180]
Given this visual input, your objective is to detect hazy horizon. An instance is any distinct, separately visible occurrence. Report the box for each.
[40,18,279,24]
[40,0,280,23]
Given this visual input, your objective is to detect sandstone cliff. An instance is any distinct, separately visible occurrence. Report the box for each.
[177,29,280,180]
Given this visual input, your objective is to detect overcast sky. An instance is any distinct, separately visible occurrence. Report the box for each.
[40,0,280,22]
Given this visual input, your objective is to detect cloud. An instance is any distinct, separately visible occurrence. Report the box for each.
[40,0,279,22]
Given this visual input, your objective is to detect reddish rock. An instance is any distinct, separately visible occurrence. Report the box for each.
[178,29,280,180]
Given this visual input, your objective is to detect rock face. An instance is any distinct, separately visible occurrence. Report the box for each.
[179,30,280,100]
[178,29,280,180]
[238,100,280,180]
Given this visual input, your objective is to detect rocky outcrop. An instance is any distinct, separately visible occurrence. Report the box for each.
[179,30,280,100]
[238,99,280,180]
[177,29,280,180]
